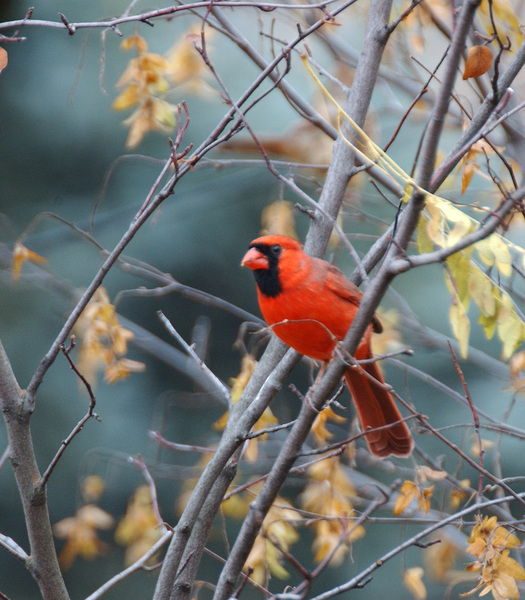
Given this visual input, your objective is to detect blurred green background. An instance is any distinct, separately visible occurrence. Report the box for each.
[0,1,522,599]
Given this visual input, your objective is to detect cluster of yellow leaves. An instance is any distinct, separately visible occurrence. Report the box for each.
[53,477,112,569]
[214,355,279,462]
[394,467,447,516]
[113,27,213,148]
[221,486,299,583]
[115,485,164,566]
[54,504,115,569]
[301,456,365,565]
[418,196,524,359]
[54,479,163,570]
[394,480,434,516]
[75,287,145,385]
[242,498,299,583]
[12,242,48,281]
[464,515,525,600]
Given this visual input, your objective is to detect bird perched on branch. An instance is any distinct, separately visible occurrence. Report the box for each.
[241,234,413,458]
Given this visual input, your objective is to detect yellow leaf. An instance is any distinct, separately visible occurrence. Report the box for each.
[115,486,163,567]
[417,214,434,254]
[469,437,494,458]
[466,536,487,559]
[469,267,497,317]
[12,242,48,281]
[489,235,512,277]
[446,252,472,306]
[501,552,525,581]
[394,480,418,516]
[243,498,299,581]
[311,406,346,444]
[81,475,105,503]
[424,535,459,582]
[445,216,473,249]
[213,411,229,431]
[475,237,495,268]
[113,83,142,111]
[166,26,209,85]
[222,492,250,519]
[104,358,145,384]
[425,200,446,247]
[449,301,470,359]
[121,34,148,53]
[403,567,427,600]
[230,355,257,403]
[461,162,477,194]
[463,46,493,80]
[450,479,470,510]
[478,309,497,339]
[498,312,524,361]
[152,97,176,128]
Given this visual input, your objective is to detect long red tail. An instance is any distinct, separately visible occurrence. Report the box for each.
[344,354,413,458]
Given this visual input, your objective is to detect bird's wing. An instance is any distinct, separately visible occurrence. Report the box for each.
[320,261,383,334]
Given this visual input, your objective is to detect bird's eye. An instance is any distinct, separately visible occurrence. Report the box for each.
[271,245,282,256]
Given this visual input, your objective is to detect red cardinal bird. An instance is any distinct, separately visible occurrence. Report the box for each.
[242,234,413,458]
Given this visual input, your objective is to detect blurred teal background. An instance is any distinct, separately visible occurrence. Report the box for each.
[0,1,522,599]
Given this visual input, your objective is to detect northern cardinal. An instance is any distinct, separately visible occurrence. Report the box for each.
[242,234,413,458]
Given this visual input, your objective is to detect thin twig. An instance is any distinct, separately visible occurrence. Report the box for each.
[0,533,29,563]
[150,431,216,454]
[0,445,9,471]
[37,339,101,492]
[447,342,484,500]
[129,454,169,532]
[158,311,231,405]
[84,530,173,600]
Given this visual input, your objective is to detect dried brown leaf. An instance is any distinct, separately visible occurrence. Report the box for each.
[463,46,493,80]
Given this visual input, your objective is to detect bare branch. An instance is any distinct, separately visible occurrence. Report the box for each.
[37,340,101,493]
[158,310,231,405]
[84,531,173,600]
[0,532,29,564]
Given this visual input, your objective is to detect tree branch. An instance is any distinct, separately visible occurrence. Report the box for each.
[0,340,69,600]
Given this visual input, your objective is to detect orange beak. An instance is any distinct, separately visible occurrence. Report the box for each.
[241,247,269,270]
